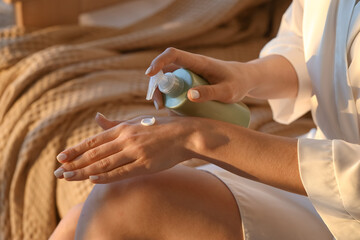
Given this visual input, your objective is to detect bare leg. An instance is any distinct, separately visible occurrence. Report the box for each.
[75,165,243,240]
[50,203,83,240]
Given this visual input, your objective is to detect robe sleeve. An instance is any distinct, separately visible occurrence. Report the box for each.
[260,0,312,124]
[261,1,360,239]
[298,138,360,239]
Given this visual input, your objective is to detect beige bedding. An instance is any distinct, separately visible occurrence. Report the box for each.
[0,0,313,239]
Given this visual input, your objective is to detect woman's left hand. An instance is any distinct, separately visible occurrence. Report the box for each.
[54,113,198,184]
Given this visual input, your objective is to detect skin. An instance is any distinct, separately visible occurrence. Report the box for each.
[50,165,243,240]
[52,47,305,240]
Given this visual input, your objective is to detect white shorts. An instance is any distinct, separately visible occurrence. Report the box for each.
[197,164,334,240]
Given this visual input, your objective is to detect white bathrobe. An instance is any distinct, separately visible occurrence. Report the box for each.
[261,0,360,239]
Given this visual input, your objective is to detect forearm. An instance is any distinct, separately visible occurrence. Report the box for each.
[241,55,299,100]
[190,119,306,195]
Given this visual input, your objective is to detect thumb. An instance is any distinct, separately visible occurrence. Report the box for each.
[95,112,121,130]
[187,84,228,103]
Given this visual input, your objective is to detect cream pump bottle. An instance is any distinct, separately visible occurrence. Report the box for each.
[146,69,250,127]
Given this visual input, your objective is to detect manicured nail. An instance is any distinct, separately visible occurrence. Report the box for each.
[96,112,106,119]
[189,89,200,99]
[145,66,152,75]
[56,153,67,162]
[89,175,99,181]
[153,100,159,110]
[54,168,65,178]
[63,171,75,179]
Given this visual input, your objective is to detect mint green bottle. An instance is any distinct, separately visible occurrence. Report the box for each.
[146,68,250,127]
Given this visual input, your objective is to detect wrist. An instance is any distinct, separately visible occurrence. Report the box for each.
[231,61,259,97]
[244,59,267,97]
[184,118,233,160]
[245,55,299,99]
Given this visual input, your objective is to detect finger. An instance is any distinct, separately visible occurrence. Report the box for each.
[145,47,211,77]
[152,89,164,110]
[54,140,121,178]
[187,84,232,103]
[162,63,180,73]
[56,129,117,163]
[61,151,134,181]
[95,112,121,130]
[88,161,146,184]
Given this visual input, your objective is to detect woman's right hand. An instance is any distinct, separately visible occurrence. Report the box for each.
[145,48,256,109]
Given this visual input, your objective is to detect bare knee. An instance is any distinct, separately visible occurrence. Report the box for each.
[50,203,83,240]
[75,167,243,240]
[75,175,167,240]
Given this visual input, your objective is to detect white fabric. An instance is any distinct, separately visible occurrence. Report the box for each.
[260,1,360,239]
[198,164,334,240]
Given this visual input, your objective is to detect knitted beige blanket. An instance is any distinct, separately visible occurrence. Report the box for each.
[0,0,311,239]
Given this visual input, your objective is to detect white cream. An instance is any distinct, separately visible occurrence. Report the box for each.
[141,117,156,126]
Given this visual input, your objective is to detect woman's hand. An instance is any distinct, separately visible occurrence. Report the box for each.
[54,113,199,184]
[146,47,256,109]
[146,48,299,109]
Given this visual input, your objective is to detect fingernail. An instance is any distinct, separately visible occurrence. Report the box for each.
[145,66,152,75]
[189,89,200,99]
[56,153,67,162]
[89,175,99,181]
[63,171,75,179]
[54,167,65,178]
[96,112,106,119]
[153,100,159,110]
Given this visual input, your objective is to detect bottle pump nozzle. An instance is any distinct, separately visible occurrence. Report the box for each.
[146,70,184,100]
[146,70,167,100]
